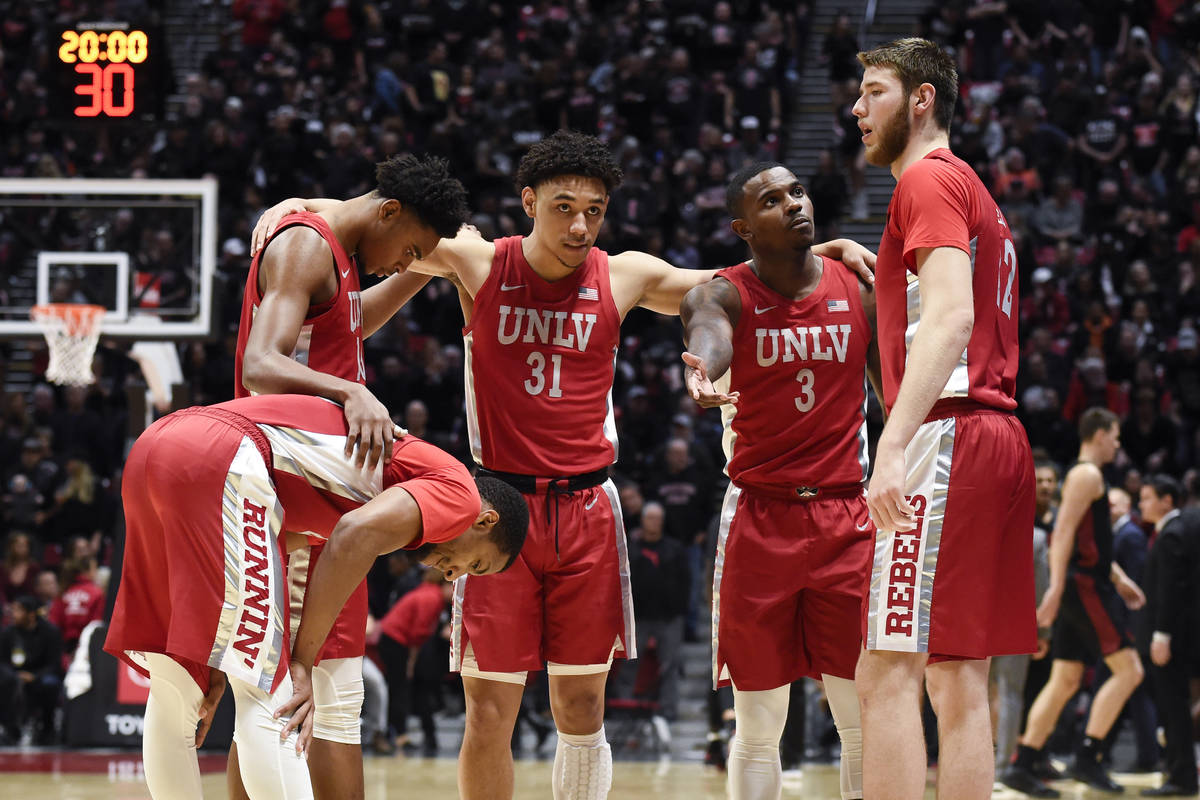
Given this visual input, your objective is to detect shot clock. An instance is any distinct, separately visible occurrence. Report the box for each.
[54,24,166,120]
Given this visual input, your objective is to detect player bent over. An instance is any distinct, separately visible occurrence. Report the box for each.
[682,163,881,800]
[105,394,528,799]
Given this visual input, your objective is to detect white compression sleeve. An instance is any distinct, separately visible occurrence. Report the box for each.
[728,684,790,800]
[822,674,863,800]
[230,671,314,800]
[311,656,365,745]
[142,653,205,800]
[552,727,613,800]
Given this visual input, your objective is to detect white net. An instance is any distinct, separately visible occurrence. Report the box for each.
[31,304,105,386]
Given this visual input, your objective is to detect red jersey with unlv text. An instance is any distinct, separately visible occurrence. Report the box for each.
[464,236,621,476]
[875,148,1019,415]
[234,212,365,397]
[715,259,870,494]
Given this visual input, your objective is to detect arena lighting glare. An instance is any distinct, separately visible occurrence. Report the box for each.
[55,22,164,119]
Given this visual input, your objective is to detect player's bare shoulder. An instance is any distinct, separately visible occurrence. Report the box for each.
[1065,461,1106,500]
[259,224,335,294]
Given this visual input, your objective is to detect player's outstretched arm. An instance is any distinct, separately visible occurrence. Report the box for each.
[680,277,741,408]
[813,238,877,285]
[609,250,718,317]
[1038,463,1103,627]
[278,486,423,749]
[361,272,434,337]
[242,226,394,470]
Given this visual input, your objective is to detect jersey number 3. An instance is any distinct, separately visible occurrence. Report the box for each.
[795,368,815,412]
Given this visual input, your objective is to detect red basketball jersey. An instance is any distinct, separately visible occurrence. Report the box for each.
[463,236,621,476]
[715,259,871,493]
[211,394,479,547]
[875,148,1019,415]
[234,212,366,398]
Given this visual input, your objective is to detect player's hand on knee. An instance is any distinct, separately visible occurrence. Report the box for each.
[682,352,739,408]
[195,669,228,748]
[277,660,315,756]
[343,385,394,471]
[251,198,308,256]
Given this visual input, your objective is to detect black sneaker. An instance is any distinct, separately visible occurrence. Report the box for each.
[1069,757,1125,793]
[1032,756,1065,781]
[1001,764,1062,798]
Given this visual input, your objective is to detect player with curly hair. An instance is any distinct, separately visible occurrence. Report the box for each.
[231,153,469,800]
[253,130,877,799]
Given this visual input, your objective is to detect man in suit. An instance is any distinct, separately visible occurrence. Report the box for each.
[1138,475,1199,797]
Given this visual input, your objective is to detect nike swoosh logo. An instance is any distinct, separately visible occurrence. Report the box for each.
[500,283,526,292]
[584,495,600,510]
[754,305,777,314]
[856,521,871,531]
[340,266,350,279]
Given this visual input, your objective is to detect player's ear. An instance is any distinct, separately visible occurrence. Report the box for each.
[520,186,537,219]
[473,508,499,532]
[730,218,751,242]
[379,198,403,221]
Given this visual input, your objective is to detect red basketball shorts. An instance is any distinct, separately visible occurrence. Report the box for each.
[713,485,872,690]
[104,408,289,694]
[864,409,1037,659]
[450,479,634,674]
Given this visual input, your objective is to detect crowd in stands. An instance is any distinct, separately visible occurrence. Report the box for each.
[0,0,1197,777]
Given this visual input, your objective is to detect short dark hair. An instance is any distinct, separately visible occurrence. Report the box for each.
[1033,459,1059,480]
[857,37,959,131]
[475,476,529,572]
[1078,407,1119,442]
[515,130,623,194]
[725,161,789,216]
[374,154,470,239]
[1146,474,1182,508]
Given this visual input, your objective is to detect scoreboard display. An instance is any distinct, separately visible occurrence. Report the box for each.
[54,22,166,121]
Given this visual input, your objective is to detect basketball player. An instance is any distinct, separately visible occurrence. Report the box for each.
[252,130,876,800]
[1001,408,1146,798]
[104,393,528,800]
[851,39,1037,799]
[680,163,881,800]
[234,154,470,800]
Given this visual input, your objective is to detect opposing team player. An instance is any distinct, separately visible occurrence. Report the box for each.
[234,154,469,799]
[252,130,876,800]
[104,393,528,800]
[851,39,1037,799]
[1001,408,1146,798]
[680,163,880,800]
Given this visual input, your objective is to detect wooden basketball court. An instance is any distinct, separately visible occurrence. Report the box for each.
[0,749,1167,798]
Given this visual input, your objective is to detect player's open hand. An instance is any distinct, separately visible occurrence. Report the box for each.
[1150,637,1171,667]
[1036,584,1063,629]
[343,385,393,471]
[1115,574,1146,610]
[682,352,739,408]
[195,669,227,748]
[814,239,876,286]
[251,198,308,256]
[866,446,916,532]
[276,660,315,757]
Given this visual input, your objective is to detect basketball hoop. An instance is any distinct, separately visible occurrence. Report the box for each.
[30,304,106,386]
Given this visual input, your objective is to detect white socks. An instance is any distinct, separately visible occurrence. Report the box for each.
[728,685,789,800]
[552,727,613,800]
[822,674,864,800]
[142,653,205,799]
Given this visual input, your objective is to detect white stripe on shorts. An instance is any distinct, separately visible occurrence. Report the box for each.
[449,574,467,672]
[711,483,741,688]
[866,417,956,653]
[209,436,288,692]
[601,478,637,659]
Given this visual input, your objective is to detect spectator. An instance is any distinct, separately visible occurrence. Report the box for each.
[615,502,689,724]
[1034,176,1085,245]
[0,595,62,745]
[0,531,38,607]
[47,556,104,659]
[1020,267,1071,336]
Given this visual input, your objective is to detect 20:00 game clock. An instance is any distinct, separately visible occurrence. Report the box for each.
[54,22,167,121]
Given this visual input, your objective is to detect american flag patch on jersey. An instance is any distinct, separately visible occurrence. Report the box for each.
[578,286,599,301]
[827,299,850,312]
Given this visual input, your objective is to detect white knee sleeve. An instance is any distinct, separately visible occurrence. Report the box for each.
[311,657,364,745]
[728,684,790,800]
[552,727,613,800]
[822,674,863,800]
[142,653,205,800]
[230,671,314,800]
